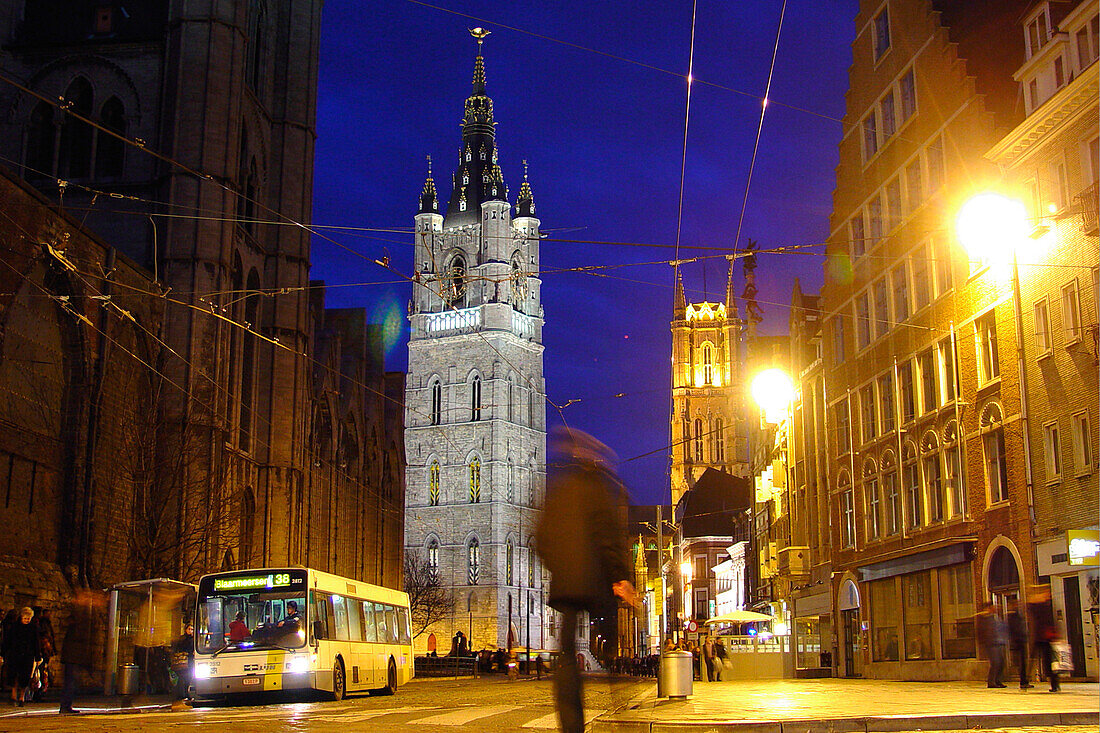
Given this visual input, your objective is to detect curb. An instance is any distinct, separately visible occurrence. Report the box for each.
[591,710,1100,732]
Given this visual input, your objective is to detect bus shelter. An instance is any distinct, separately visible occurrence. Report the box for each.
[105,578,196,695]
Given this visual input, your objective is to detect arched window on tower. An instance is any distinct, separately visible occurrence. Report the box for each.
[95,96,125,179]
[430,379,442,425]
[468,457,481,503]
[683,415,692,461]
[429,460,440,506]
[470,374,482,421]
[59,77,94,178]
[694,418,704,462]
[26,102,56,181]
[702,343,714,385]
[427,537,439,576]
[467,538,480,585]
[713,418,725,463]
[506,539,515,586]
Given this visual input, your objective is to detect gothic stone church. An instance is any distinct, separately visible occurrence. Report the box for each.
[404,33,548,654]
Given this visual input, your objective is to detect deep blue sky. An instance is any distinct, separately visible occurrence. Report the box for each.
[310,1,858,504]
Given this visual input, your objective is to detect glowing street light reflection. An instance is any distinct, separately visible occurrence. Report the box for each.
[751,368,795,424]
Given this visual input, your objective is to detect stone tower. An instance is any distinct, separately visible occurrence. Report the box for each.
[670,263,748,507]
[404,30,546,653]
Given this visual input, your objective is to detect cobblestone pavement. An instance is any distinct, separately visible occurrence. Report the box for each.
[0,675,647,732]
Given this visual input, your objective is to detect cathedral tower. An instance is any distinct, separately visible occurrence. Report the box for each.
[404,30,546,652]
[670,263,748,506]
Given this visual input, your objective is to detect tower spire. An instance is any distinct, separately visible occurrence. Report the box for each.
[471,27,490,95]
[516,159,536,217]
[674,266,686,318]
[419,155,439,214]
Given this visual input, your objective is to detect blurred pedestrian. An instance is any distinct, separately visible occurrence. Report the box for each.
[1006,598,1031,689]
[1026,587,1060,692]
[2,607,40,706]
[714,637,726,680]
[703,635,717,682]
[975,601,1007,687]
[59,584,107,715]
[537,427,636,733]
[170,621,195,711]
[32,607,55,701]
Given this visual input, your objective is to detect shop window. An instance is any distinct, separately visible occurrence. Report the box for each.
[939,563,975,659]
[902,571,934,660]
[871,578,899,661]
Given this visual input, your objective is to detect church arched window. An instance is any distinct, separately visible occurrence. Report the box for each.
[430,379,442,425]
[27,101,55,181]
[427,537,439,575]
[702,343,714,385]
[468,457,481,503]
[95,96,126,179]
[467,538,480,585]
[444,256,466,306]
[506,538,515,586]
[713,418,725,463]
[59,77,94,179]
[694,418,704,462]
[428,460,440,505]
[470,374,482,421]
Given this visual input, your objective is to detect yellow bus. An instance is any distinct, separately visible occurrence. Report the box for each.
[193,567,413,700]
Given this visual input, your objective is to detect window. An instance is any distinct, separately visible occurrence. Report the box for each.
[1035,299,1052,353]
[841,485,856,548]
[865,462,881,540]
[856,292,872,349]
[904,159,922,215]
[977,312,999,382]
[429,461,440,506]
[59,77,94,179]
[702,342,714,385]
[470,375,482,421]
[886,177,902,232]
[982,404,1008,503]
[1077,16,1099,70]
[427,538,439,575]
[863,113,879,160]
[879,372,896,434]
[1050,160,1069,211]
[468,457,481,503]
[899,360,915,424]
[868,194,884,245]
[918,349,936,413]
[1025,8,1050,58]
[430,379,442,425]
[95,97,126,179]
[506,539,515,585]
[444,256,467,305]
[851,212,866,259]
[903,571,934,660]
[873,6,891,60]
[836,399,851,453]
[926,138,945,192]
[1054,55,1066,89]
[874,278,890,338]
[899,69,916,120]
[871,578,899,661]
[904,443,922,529]
[832,316,846,365]
[883,454,901,535]
[467,538,480,585]
[714,418,725,463]
[933,236,953,296]
[861,385,877,442]
[939,563,975,659]
[694,418,704,462]
[246,0,266,91]
[880,90,896,139]
[938,339,956,403]
[27,102,56,181]
[912,245,931,311]
[892,264,910,322]
[922,435,944,522]
[1072,412,1092,474]
[682,416,692,461]
[944,432,964,518]
[1043,422,1062,481]
[1062,280,1081,341]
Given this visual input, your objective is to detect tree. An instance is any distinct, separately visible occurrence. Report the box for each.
[404,550,452,640]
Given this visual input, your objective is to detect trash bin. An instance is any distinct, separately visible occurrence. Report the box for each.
[117,663,140,697]
[657,650,693,699]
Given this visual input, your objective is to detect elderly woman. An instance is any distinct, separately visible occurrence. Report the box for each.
[2,608,40,706]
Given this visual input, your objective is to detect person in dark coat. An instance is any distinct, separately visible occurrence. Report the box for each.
[1006,598,1031,688]
[59,587,107,714]
[32,607,55,701]
[537,427,636,733]
[2,607,40,706]
[975,601,1007,687]
[170,621,195,711]
[1026,586,1060,692]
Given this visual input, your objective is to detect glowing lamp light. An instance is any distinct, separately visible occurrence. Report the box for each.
[194,663,212,679]
[751,368,795,424]
[956,192,1029,266]
[772,622,789,635]
[679,561,693,579]
[287,655,310,674]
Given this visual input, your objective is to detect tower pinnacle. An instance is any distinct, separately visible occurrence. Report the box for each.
[516,159,536,217]
[419,155,439,214]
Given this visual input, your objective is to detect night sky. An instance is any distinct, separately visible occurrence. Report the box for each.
[309,1,858,505]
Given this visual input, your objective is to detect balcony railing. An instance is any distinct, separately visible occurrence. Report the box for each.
[1077,181,1098,235]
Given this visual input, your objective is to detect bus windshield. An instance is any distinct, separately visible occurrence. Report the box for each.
[196,570,308,654]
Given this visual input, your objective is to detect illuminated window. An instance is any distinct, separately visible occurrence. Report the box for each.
[506,539,515,585]
[944,422,964,517]
[976,312,999,383]
[1044,421,1062,481]
[1034,299,1052,353]
[430,379,442,425]
[713,418,725,463]
[1062,280,1081,341]
[922,433,944,522]
[427,538,439,575]
[694,419,704,462]
[840,477,856,549]
[882,452,901,535]
[878,372,895,434]
[904,442,922,529]
[470,375,482,421]
[468,458,481,503]
[864,460,881,540]
[702,343,714,385]
[467,538,480,585]
[861,384,877,442]
[1072,412,1092,475]
[429,461,440,506]
[982,404,1008,503]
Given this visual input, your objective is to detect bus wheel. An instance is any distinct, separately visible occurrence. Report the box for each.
[331,658,346,701]
[381,658,397,696]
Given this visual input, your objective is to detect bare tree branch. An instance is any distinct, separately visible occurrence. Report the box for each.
[404,550,452,640]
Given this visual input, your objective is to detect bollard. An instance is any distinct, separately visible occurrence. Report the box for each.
[657,650,693,699]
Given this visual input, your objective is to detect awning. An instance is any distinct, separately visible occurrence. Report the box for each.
[859,542,973,582]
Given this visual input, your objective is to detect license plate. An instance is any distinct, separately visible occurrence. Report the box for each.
[242,677,261,686]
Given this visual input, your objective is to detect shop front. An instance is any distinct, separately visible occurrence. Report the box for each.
[1036,529,1099,680]
[792,584,833,677]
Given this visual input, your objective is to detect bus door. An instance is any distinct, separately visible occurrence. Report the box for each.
[361,601,379,685]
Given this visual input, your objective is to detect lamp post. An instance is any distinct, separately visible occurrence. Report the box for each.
[956,192,1037,529]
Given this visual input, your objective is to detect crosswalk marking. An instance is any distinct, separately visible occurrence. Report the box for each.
[410,704,522,726]
[299,705,438,723]
[522,708,604,729]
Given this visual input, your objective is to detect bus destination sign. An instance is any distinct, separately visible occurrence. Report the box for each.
[213,572,294,591]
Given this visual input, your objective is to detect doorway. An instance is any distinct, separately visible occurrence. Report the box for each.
[1063,577,1086,676]
[841,609,861,677]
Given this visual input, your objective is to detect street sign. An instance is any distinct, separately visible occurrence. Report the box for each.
[686,620,698,633]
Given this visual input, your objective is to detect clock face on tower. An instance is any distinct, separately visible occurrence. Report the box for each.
[443,256,467,305]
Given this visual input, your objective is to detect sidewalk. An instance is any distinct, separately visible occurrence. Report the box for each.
[592,678,1099,732]
[0,695,173,719]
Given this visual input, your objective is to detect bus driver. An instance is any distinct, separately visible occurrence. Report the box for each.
[277,601,301,632]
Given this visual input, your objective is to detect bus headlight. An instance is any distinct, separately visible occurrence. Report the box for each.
[287,656,310,674]
[194,663,212,679]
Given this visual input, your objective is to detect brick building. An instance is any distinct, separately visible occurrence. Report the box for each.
[0,0,405,642]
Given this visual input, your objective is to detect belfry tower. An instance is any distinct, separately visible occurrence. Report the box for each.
[404,30,547,653]
[670,263,748,506]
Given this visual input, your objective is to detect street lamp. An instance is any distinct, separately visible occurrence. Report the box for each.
[751,368,796,426]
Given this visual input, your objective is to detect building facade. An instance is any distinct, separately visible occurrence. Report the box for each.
[0,0,405,616]
[985,0,1099,679]
[816,0,1100,681]
[403,32,546,653]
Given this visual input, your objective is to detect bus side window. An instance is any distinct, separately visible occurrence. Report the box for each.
[397,607,411,645]
[345,596,363,642]
[310,591,328,640]
[385,605,399,644]
[362,601,377,642]
[374,603,388,643]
